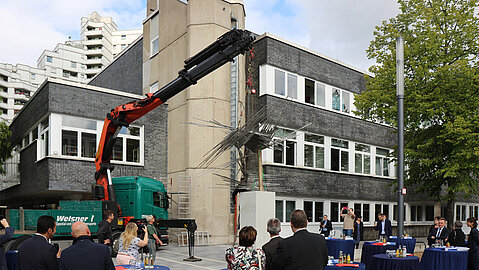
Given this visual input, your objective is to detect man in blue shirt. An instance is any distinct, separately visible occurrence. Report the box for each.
[374,213,392,240]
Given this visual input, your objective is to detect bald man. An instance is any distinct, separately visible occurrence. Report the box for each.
[59,221,114,270]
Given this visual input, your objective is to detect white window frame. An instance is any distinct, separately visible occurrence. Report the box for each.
[272,128,297,166]
[303,200,325,223]
[375,147,391,177]
[353,202,372,223]
[37,116,50,160]
[151,36,159,57]
[354,143,371,174]
[275,199,297,222]
[303,133,325,169]
[46,56,53,63]
[330,138,349,172]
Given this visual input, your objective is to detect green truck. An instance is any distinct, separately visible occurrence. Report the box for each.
[5,176,170,250]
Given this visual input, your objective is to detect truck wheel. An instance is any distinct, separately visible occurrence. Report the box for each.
[111,231,122,257]
[4,235,31,251]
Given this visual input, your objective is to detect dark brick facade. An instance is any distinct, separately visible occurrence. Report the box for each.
[3,81,168,207]
[88,37,143,95]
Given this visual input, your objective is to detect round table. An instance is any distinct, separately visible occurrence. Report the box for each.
[117,265,170,270]
[420,248,468,270]
[360,242,398,269]
[326,238,355,260]
[325,262,366,270]
[388,237,416,254]
[369,254,420,270]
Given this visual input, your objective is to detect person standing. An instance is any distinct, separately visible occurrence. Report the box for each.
[262,218,282,270]
[59,221,114,270]
[427,217,449,246]
[273,210,328,270]
[320,215,333,237]
[0,218,14,270]
[18,215,61,270]
[341,208,355,237]
[466,217,479,270]
[374,213,392,240]
[146,215,163,265]
[97,210,114,253]
[448,220,466,247]
[352,216,364,249]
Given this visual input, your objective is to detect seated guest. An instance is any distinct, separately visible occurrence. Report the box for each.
[116,222,148,265]
[262,218,282,270]
[59,221,114,270]
[225,226,266,270]
[353,216,364,249]
[466,217,479,270]
[429,216,440,235]
[0,218,14,270]
[320,215,333,237]
[374,213,392,240]
[447,220,466,247]
[18,215,61,270]
[427,217,449,246]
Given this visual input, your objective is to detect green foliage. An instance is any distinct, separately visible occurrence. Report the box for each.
[355,0,479,201]
[0,121,12,175]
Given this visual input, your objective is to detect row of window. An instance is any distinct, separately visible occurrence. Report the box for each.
[275,199,479,225]
[19,114,144,165]
[269,128,392,177]
[270,66,355,116]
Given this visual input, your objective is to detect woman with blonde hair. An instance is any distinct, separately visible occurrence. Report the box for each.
[116,222,148,264]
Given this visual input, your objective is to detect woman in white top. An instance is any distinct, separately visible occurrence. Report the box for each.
[116,222,148,264]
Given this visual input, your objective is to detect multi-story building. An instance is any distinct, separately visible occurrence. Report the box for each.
[246,33,479,237]
[0,12,141,122]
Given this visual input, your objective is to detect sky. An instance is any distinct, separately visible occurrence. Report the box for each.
[0,0,400,72]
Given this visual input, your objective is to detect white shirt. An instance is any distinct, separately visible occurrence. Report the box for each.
[381,221,385,234]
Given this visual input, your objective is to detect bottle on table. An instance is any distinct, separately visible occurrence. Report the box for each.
[339,251,343,263]
[346,254,351,264]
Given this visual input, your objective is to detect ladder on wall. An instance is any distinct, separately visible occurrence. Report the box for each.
[177,175,191,219]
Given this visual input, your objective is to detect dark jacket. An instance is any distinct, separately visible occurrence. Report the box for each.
[272,229,328,270]
[427,226,450,246]
[262,236,282,270]
[59,235,114,270]
[97,220,112,246]
[18,234,58,270]
[0,227,14,270]
[320,220,333,237]
[467,227,479,254]
[448,229,466,247]
[353,221,364,241]
[374,219,392,238]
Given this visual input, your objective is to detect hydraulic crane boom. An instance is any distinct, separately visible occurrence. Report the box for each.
[93,29,254,203]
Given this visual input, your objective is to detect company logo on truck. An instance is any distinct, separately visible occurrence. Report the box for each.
[56,215,96,226]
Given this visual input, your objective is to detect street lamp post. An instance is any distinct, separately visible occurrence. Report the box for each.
[396,36,405,237]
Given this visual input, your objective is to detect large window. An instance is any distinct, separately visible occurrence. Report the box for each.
[375,148,390,176]
[39,118,50,159]
[316,82,326,107]
[151,36,159,56]
[470,205,479,219]
[276,200,296,222]
[393,205,407,221]
[375,203,390,220]
[61,116,97,158]
[456,204,467,221]
[410,205,423,221]
[274,69,297,99]
[304,201,324,223]
[116,127,141,163]
[354,203,370,222]
[273,128,296,166]
[303,133,324,169]
[355,143,371,174]
[305,79,315,104]
[331,138,349,172]
[425,206,435,221]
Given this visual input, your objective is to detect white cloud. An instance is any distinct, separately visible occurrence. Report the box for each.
[0,0,145,66]
[244,0,400,72]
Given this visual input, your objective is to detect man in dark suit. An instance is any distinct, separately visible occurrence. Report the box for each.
[320,215,333,237]
[262,218,283,270]
[428,217,450,246]
[59,221,114,270]
[374,213,392,240]
[272,209,328,270]
[18,215,60,270]
[0,218,14,270]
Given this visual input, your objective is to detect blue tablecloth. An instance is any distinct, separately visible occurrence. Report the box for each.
[369,254,420,270]
[420,248,468,270]
[326,238,355,261]
[117,265,170,270]
[360,242,398,269]
[324,262,366,270]
[388,237,416,253]
[5,250,18,270]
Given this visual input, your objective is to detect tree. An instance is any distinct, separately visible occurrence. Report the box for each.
[0,121,12,175]
[355,0,479,227]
